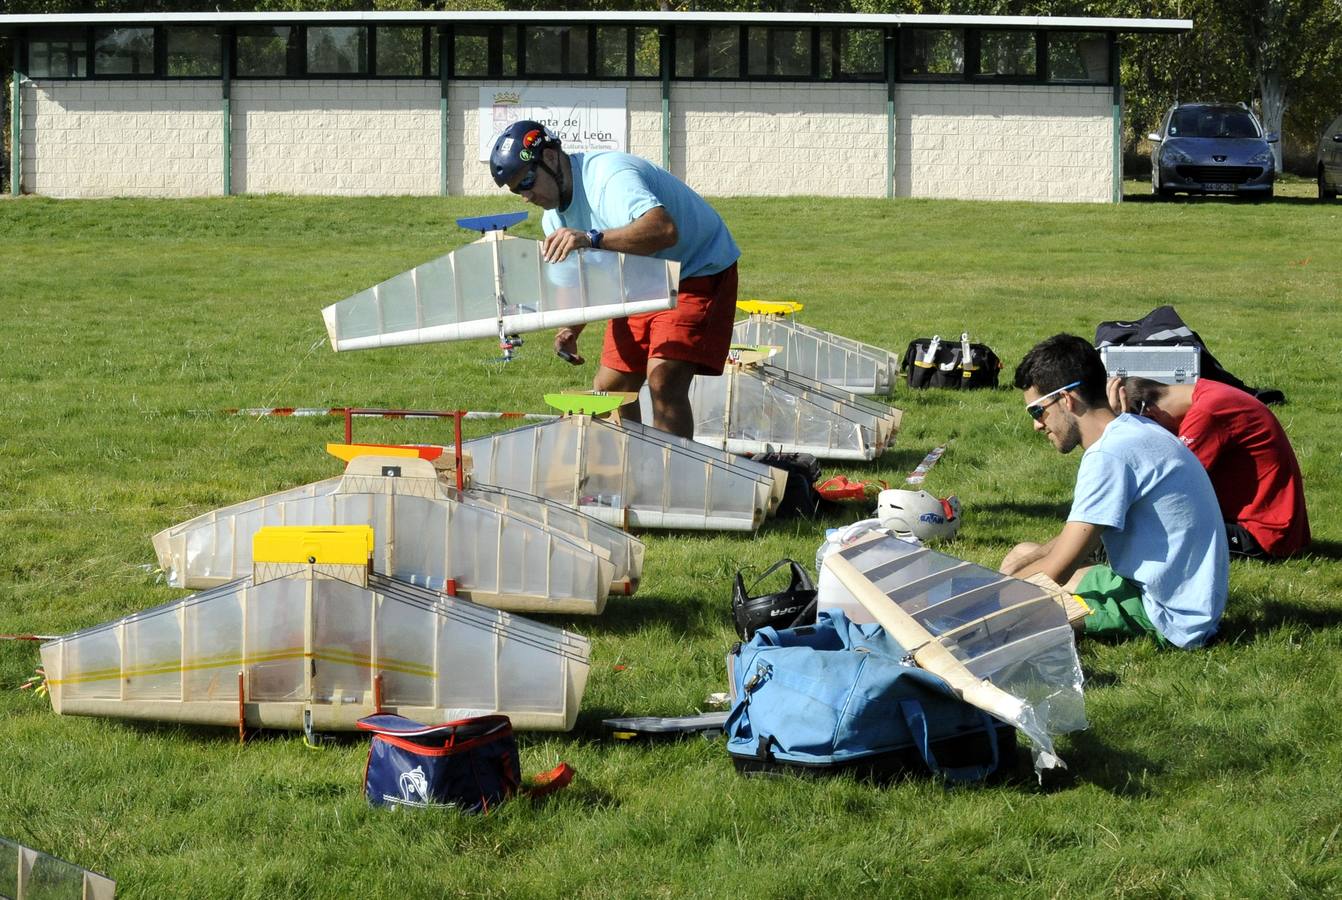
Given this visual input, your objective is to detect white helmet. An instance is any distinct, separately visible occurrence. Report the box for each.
[876,489,962,542]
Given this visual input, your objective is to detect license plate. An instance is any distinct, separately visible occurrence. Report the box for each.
[1203,182,1236,192]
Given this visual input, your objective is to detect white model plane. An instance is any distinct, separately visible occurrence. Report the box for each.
[43,526,590,733]
[322,212,680,359]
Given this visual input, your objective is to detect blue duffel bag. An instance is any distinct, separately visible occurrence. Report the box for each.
[725,610,1014,783]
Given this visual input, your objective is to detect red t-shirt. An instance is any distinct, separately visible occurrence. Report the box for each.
[1178,379,1310,556]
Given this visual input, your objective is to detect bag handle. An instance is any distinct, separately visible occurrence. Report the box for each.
[898,699,1000,783]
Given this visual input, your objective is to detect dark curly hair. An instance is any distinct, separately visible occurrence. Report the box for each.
[1013,334,1108,408]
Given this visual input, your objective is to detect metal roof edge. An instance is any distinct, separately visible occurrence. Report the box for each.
[0,11,1193,34]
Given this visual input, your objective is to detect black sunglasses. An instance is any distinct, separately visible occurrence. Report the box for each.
[510,164,539,194]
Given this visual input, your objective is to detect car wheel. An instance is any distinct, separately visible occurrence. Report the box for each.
[1157,186,1176,200]
[1321,167,1338,200]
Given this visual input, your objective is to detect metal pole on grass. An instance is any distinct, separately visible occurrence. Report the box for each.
[439,27,449,197]
[11,31,22,196]
[885,28,896,200]
[221,29,232,196]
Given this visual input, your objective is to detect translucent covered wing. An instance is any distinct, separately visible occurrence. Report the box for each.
[323,234,680,351]
[152,458,614,615]
[460,482,645,596]
[463,416,778,531]
[733,314,901,394]
[822,532,1087,772]
[647,366,902,461]
[40,566,590,731]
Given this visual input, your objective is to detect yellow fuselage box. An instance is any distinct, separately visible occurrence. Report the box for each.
[252,526,375,566]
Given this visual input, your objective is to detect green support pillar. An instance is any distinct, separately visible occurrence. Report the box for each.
[11,38,22,196]
[885,29,896,199]
[659,27,671,170]
[439,28,449,197]
[1110,36,1122,204]
[221,43,232,196]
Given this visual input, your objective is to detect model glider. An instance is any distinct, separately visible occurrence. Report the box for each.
[322,212,680,353]
[463,414,785,532]
[43,526,590,732]
[642,354,902,461]
[151,455,628,615]
[822,530,1087,772]
[734,300,900,395]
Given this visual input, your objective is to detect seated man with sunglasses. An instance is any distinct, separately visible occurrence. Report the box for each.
[999,334,1227,648]
[1107,376,1310,561]
[488,120,740,439]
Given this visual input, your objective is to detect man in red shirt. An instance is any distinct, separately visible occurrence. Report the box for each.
[1108,377,1310,559]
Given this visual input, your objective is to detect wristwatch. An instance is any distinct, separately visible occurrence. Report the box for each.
[586,229,603,250]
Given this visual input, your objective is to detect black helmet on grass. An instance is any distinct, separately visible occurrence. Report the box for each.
[732,559,818,641]
[490,120,562,187]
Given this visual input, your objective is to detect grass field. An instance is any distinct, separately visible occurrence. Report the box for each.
[2,185,1340,899]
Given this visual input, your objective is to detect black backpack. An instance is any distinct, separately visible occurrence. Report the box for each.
[1094,306,1283,404]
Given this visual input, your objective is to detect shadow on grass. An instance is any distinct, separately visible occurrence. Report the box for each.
[1295,539,1342,562]
[1040,730,1165,798]
[1213,596,1342,645]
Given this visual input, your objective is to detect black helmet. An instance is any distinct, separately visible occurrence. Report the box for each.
[731,559,818,641]
[489,120,562,187]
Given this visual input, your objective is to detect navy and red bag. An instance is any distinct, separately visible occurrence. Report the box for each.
[358,714,572,813]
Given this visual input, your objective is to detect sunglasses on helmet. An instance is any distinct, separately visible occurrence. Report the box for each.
[1026,380,1081,421]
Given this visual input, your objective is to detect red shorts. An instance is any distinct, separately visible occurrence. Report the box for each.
[601,263,738,377]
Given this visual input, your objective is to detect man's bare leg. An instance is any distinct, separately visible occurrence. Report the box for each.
[644,357,698,439]
[592,366,647,425]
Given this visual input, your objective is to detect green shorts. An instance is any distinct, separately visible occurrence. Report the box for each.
[1076,565,1169,647]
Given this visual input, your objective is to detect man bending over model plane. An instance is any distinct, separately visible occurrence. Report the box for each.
[1000,334,1228,648]
[489,121,740,439]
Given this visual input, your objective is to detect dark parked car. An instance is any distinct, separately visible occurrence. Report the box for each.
[1318,112,1342,200]
[1149,103,1277,199]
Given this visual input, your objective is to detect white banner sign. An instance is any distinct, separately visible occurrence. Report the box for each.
[478,87,627,161]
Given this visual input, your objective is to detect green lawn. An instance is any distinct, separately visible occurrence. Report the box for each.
[2,190,1340,898]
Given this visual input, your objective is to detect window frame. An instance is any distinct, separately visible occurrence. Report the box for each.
[14,21,1119,87]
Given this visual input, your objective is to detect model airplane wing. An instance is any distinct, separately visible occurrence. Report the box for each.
[822,531,1087,772]
[43,528,590,732]
[323,231,680,352]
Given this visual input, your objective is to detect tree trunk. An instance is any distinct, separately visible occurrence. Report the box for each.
[1258,69,1286,174]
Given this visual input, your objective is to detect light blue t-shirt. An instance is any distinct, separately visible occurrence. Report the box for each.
[1069,414,1228,647]
[543,151,740,279]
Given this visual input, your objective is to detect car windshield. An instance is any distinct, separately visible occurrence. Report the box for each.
[1168,108,1261,139]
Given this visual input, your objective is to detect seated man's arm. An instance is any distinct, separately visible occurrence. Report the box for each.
[1004,520,1104,585]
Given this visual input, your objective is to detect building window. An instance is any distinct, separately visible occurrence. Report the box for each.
[899,29,963,79]
[453,27,489,77]
[236,26,300,77]
[595,26,629,77]
[307,26,369,75]
[675,25,739,79]
[165,26,221,77]
[375,26,431,77]
[524,26,588,76]
[1047,31,1109,83]
[93,27,154,76]
[839,28,884,80]
[976,30,1036,78]
[633,27,659,78]
[27,27,89,78]
[747,27,810,78]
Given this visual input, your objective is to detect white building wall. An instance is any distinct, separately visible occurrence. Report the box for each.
[669,82,887,198]
[20,80,223,198]
[231,81,439,196]
[896,83,1114,202]
[15,78,1116,202]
